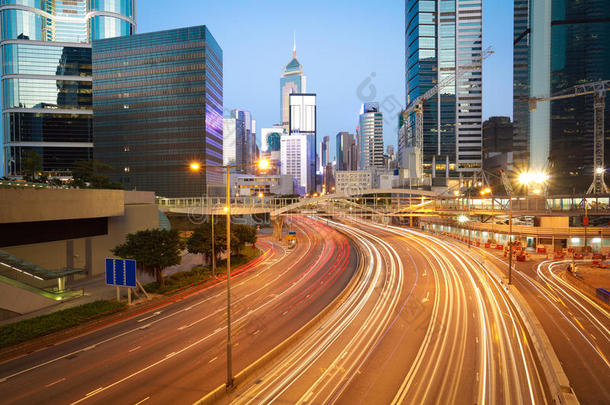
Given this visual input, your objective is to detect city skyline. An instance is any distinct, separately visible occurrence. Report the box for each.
[138,0,513,161]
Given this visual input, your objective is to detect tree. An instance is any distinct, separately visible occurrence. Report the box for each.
[233,224,257,247]
[22,150,43,182]
[72,160,123,189]
[112,229,184,286]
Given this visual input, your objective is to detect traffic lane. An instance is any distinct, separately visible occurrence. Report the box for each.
[330,224,440,405]
[479,250,610,405]
[357,225,547,405]
[66,218,358,405]
[0,220,319,403]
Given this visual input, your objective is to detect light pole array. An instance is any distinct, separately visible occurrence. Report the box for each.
[189,158,270,390]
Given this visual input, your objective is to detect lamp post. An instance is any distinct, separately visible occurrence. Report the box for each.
[189,158,270,390]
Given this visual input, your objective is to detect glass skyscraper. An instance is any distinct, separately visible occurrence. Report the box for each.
[280,40,306,130]
[92,26,223,198]
[403,0,482,180]
[359,103,384,170]
[515,0,610,192]
[0,0,136,177]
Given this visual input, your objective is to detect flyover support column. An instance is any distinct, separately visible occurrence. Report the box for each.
[272,216,284,241]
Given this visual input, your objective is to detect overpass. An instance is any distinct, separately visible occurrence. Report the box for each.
[157,189,610,239]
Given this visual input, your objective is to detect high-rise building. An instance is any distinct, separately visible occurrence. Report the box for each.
[403,0,483,179]
[514,1,610,192]
[336,131,357,171]
[289,93,316,191]
[359,103,384,170]
[280,133,314,195]
[261,127,285,175]
[92,26,223,197]
[280,38,306,130]
[483,116,514,175]
[319,136,330,173]
[0,0,137,177]
[226,110,255,173]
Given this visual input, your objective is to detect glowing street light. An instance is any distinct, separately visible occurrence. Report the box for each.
[596,167,605,174]
[457,215,469,223]
[189,162,201,171]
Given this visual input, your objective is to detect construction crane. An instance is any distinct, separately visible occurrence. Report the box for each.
[529,80,610,194]
[401,47,494,179]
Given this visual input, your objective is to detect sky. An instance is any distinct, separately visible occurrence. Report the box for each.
[139,0,513,160]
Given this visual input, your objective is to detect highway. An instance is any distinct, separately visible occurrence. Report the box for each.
[474,247,610,404]
[231,218,551,404]
[0,217,358,405]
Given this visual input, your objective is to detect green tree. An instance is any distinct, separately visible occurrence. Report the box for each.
[233,224,257,248]
[22,150,43,182]
[72,160,123,189]
[112,229,184,286]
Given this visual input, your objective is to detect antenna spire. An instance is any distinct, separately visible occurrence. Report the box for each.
[293,31,296,58]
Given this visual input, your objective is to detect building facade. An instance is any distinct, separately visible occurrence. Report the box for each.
[359,103,384,170]
[224,109,255,173]
[280,40,306,130]
[335,170,373,194]
[280,133,314,195]
[231,174,294,197]
[0,0,137,177]
[404,0,483,179]
[336,131,357,171]
[514,0,610,192]
[92,26,223,197]
[260,126,284,175]
[289,93,316,192]
[319,135,330,173]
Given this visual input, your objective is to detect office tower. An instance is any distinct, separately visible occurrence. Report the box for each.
[336,132,357,171]
[223,117,243,168]
[483,116,514,174]
[319,136,330,173]
[280,133,314,195]
[514,1,610,192]
[0,0,137,177]
[228,109,255,172]
[289,93,316,191]
[261,127,285,175]
[359,103,384,170]
[403,0,483,179]
[280,37,306,130]
[92,26,223,198]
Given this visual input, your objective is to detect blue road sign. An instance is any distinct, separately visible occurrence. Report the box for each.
[105,258,137,287]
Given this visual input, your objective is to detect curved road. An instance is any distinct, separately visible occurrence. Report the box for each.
[231,218,551,404]
[0,216,358,405]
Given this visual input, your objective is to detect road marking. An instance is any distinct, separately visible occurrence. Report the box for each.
[86,387,103,397]
[45,377,66,388]
[129,346,141,353]
[302,390,314,403]
[282,311,288,316]
[208,356,217,363]
[165,352,176,359]
[422,291,430,303]
[475,337,479,344]
[134,397,150,405]
[137,311,162,323]
[253,330,260,336]
[139,323,152,330]
[82,345,96,351]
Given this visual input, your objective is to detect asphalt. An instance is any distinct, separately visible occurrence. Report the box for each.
[0,217,358,405]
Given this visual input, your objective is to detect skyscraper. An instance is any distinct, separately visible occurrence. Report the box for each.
[261,127,285,175]
[280,37,306,130]
[280,133,313,195]
[514,0,610,192]
[336,132,357,171]
[289,93,316,192]
[359,103,384,170]
[0,0,136,177]
[403,0,483,180]
[319,136,330,173]
[92,26,223,197]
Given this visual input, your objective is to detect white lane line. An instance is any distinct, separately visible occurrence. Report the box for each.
[45,377,66,388]
[253,330,260,336]
[86,387,103,397]
[422,291,430,303]
[165,352,176,359]
[302,390,314,403]
[208,356,218,363]
[134,396,150,405]
[82,345,96,351]
[128,346,141,353]
[137,311,162,323]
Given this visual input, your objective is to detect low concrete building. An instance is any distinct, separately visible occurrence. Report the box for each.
[335,170,373,194]
[231,174,295,196]
[0,189,160,317]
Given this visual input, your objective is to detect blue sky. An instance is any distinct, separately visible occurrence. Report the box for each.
[139,0,513,158]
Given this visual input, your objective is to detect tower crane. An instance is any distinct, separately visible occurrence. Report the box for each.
[529,80,609,194]
[401,47,494,180]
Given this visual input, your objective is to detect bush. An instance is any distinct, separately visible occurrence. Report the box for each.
[0,300,126,348]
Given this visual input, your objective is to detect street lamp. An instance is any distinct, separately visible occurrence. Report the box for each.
[457,215,471,248]
[188,158,270,390]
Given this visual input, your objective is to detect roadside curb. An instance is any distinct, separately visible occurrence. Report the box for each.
[193,229,365,405]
